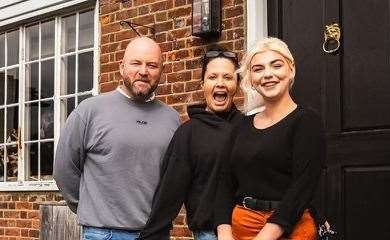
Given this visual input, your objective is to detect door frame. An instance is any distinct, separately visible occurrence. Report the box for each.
[246,0,268,49]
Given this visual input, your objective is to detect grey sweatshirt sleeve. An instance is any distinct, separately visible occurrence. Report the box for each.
[53,110,87,213]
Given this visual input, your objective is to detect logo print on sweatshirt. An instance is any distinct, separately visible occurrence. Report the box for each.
[136,120,148,125]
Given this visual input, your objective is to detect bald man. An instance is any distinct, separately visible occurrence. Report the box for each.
[54,37,180,239]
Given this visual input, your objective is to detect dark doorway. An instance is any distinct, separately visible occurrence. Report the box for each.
[267,0,390,239]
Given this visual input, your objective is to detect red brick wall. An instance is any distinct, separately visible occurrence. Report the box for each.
[0,192,62,240]
[99,0,246,121]
[99,0,246,239]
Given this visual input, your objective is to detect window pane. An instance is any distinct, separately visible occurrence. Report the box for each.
[0,34,4,67]
[78,94,92,104]
[40,141,54,180]
[60,97,75,125]
[25,143,38,181]
[6,106,18,143]
[7,30,19,66]
[0,147,4,181]
[40,100,53,139]
[25,62,39,101]
[0,71,4,105]
[78,51,93,92]
[24,102,38,141]
[79,10,94,50]
[6,145,18,181]
[41,60,54,98]
[61,55,75,95]
[41,20,55,58]
[6,68,19,104]
[0,109,4,143]
[25,24,39,61]
[61,15,76,53]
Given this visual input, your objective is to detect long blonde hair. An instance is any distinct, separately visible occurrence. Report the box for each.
[239,37,295,114]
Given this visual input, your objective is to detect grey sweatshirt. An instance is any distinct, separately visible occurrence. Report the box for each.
[53,90,180,230]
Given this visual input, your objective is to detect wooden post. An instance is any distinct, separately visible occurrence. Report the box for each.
[40,202,81,240]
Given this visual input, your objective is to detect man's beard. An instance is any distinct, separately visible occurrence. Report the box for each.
[124,79,158,101]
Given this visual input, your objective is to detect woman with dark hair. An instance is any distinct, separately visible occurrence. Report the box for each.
[138,46,242,240]
[215,37,326,240]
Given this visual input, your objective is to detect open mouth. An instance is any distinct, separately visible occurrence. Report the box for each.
[213,91,228,103]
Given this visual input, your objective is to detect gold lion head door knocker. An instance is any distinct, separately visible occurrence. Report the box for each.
[323,23,341,54]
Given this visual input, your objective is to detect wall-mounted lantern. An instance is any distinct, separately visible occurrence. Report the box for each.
[192,0,221,39]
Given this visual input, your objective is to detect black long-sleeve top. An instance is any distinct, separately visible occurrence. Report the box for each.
[138,104,243,240]
[215,106,325,235]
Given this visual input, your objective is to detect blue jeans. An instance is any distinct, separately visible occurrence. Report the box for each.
[83,226,139,240]
[193,231,217,240]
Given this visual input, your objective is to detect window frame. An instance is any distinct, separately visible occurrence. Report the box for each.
[0,2,99,191]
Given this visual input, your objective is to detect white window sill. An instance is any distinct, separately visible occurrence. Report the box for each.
[0,180,59,191]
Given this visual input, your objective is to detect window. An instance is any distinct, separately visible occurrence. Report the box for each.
[0,7,98,191]
[0,30,20,185]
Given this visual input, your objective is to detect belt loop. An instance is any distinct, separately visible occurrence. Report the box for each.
[265,201,272,211]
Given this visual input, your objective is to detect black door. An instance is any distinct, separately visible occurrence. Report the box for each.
[267,0,390,239]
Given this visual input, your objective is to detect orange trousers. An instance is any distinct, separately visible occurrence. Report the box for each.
[231,205,317,240]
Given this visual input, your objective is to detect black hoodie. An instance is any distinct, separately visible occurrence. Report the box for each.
[138,104,243,240]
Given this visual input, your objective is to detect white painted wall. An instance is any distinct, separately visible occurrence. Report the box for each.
[0,0,91,28]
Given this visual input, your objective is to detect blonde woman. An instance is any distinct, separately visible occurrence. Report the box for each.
[215,37,325,240]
